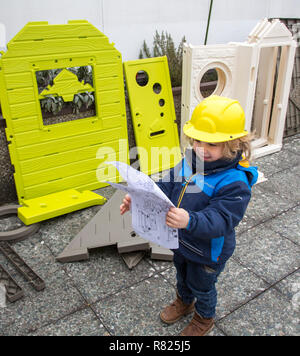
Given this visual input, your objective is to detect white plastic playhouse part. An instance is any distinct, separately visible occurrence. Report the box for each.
[181,42,259,150]
[248,19,297,159]
[181,19,297,159]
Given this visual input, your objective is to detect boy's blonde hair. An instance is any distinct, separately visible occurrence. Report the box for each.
[222,133,253,161]
[188,132,254,161]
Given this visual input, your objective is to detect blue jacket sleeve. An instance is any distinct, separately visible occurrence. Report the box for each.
[186,181,251,239]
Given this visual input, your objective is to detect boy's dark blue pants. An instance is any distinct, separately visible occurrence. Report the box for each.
[173,253,226,318]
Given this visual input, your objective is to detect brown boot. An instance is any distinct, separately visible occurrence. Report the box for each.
[180,312,214,336]
[160,292,195,324]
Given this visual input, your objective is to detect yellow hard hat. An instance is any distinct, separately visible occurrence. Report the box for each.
[183,95,248,143]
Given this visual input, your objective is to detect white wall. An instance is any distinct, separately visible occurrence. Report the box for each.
[0,0,299,60]
[0,0,102,48]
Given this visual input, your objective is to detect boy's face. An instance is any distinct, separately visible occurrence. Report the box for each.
[193,140,224,162]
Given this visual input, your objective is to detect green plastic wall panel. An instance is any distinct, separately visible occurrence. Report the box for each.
[124,56,181,175]
[0,21,129,216]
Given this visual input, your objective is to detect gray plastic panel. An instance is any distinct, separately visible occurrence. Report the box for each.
[57,190,173,263]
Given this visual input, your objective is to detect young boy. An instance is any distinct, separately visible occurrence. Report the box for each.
[120,95,258,336]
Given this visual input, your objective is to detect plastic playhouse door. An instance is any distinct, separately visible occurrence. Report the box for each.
[0,21,129,224]
[124,56,181,175]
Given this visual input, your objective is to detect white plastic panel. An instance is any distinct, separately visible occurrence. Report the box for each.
[181,19,296,159]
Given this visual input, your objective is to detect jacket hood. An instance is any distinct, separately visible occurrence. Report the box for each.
[185,148,258,187]
[237,163,258,187]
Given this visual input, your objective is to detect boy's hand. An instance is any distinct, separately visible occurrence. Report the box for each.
[120,194,131,215]
[166,207,190,229]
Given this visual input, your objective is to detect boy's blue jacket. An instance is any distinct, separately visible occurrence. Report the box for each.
[157,149,258,266]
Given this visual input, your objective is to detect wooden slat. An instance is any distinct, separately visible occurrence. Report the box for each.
[12,23,103,42]
[10,102,38,119]
[14,116,101,147]
[5,38,111,58]
[22,150,126,187]
[96,77,120,91]
[5,72,34,89]
[95,63,119,78]
[23,166,119,199]
[13,111,126,148]
[98,89,121,105]
[73,180,111,192]
[2,58,30,74]
[7,87,36,105]
[19,137,121,174]
[100,102,122,118]
[102,115,126,130]
[2,50,121,74]
[11,117,40,133]
[16,126,123,160]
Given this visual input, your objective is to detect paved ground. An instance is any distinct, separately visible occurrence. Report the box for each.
[0,134,299,336]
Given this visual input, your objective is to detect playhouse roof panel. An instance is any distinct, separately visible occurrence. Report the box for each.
[3,21,113,58]
[10,20,105,42]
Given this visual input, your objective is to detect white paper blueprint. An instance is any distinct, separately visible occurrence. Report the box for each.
[106,161,179,249]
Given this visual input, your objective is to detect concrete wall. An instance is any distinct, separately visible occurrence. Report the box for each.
[0,0,299,59]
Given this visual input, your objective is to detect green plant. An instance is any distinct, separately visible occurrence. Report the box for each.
[40,91,95,117]
[76,66,93,86]
[40,95,64,115]
[72,92,95,114]
[139,31,186,87]
[36,69,61,93]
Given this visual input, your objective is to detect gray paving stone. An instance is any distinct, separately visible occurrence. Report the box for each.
[93,273,224,336]
[258,168,300,203]
[283,135,300,156]
[0,268,87,335]
[217,287,300,336]
[234,224,300,284]
[242,183,294,226]
[216,259,269,319]
[264,205,300,245]
[64,246,154,304]
[275,269,300,310]
[28,307,107,336]
[159,266,177,284]
[93,274,183,336]
[7,231,59,279]
[235,216,256,235]
[254,149,300,177]
[146,257,173,272]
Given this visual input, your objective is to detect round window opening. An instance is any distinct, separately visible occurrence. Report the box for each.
[199,68,226,98]
[136,70,149,86]
[153,83,162,94]
[159,99,165,107]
